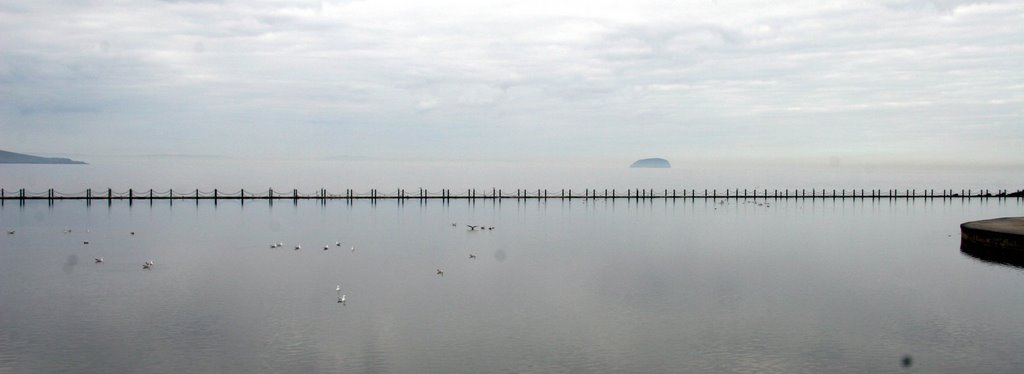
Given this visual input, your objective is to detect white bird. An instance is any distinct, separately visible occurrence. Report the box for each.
[340,294,346,305]
[336,285,341,295]
[351,246,356,252]
[323,245,329,251]
[294,245,301,250]
[277,242,283,247]
[335,241,341,246]
[143,261,153,269]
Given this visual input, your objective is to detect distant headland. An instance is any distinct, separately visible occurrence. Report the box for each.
[0,150,87,164]
[630,158,670,168]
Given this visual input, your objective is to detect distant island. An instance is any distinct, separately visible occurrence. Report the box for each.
[630,158,670,168]
[0,150,86,164]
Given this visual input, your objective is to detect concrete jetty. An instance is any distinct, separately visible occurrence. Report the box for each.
[961,217,1024,252]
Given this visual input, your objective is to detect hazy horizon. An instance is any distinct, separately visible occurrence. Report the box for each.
[1,0,1022,165]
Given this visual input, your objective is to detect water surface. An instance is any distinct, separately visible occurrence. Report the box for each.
[2,197,1023,372]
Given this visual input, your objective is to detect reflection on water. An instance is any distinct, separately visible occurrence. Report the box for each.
[2,198,1024,372]
[961,244,1024,270]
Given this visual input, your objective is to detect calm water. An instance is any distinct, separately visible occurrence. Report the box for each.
[2,158,1022,193]
[2,197,1024,372]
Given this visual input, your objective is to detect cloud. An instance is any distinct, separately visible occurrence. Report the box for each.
[0,0,1020,163]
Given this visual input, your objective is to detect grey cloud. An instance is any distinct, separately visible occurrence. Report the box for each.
[0,0,1020,162]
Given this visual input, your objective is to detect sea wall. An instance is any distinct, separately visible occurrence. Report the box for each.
[961,217,1024,251]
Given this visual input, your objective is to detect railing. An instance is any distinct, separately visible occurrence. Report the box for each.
[0,188,1021,201]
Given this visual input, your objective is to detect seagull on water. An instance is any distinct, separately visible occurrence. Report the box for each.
[6,230,14,235]
[143,261,153,269]
[340,294,346,305]
[83,241,90,245]
[294,245,301,250]
[324,245,329,251]
[95,257,103,263]
[351,246,356,252]
[335,241,341,247]
[469,254,476,259]
[437,269,444,276]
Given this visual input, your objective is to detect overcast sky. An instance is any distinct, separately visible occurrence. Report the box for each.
[0,0,1021,164]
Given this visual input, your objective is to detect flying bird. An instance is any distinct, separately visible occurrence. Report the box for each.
[466,225,477,230]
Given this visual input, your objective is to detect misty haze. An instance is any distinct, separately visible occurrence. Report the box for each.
[2,0,1023,372]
